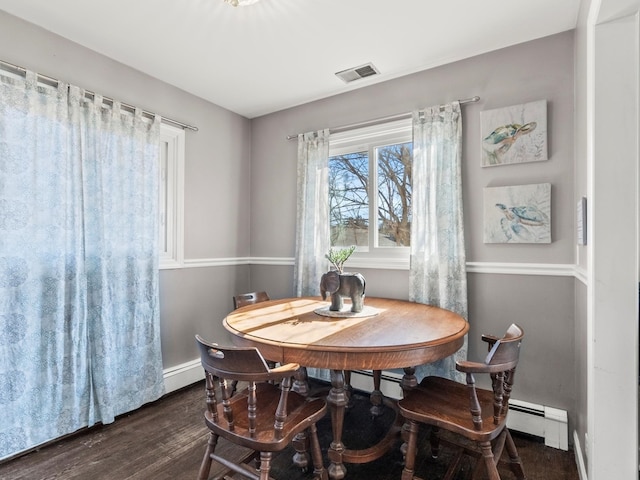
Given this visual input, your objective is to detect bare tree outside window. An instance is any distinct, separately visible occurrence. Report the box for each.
[329,151,369,247]
[377,142,412,246]
[329,141,412,248]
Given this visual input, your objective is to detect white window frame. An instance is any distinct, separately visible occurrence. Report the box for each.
[159,123,185,269]
[329,118,412,270]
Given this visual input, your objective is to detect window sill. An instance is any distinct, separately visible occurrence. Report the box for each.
[346,256,409,271]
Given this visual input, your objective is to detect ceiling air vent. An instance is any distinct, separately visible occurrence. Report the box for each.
[335,63,380,84]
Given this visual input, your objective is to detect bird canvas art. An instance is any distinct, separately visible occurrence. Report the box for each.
[481,100,548,166]
[484,183,551,243]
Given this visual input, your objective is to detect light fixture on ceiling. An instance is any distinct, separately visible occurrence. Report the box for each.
[224,0,260,6]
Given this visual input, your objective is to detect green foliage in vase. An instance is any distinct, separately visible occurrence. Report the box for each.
[325,246,356,274]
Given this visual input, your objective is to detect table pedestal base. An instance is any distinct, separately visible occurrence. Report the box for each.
[326,369,406,480]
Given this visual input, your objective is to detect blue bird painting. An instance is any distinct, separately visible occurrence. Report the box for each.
[483,122,537,165]
[480,100,548,167]
[496,202,549,242]
[483,182,551,244]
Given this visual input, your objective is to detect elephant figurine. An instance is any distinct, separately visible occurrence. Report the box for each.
[320,271,366,313]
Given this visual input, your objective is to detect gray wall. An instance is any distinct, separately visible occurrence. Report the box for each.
[251,32,576,265]
[0,10,254,367]
[0,7,581,439]
[250,31,577,428]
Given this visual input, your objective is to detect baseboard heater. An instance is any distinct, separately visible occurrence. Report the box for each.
[163,358,204,394]
[163,362,568,452]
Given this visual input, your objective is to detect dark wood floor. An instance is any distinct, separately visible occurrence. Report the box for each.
[0,381,579,480]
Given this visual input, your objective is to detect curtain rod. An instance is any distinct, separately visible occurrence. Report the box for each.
[286,95,480,140]
[0,59,199,132]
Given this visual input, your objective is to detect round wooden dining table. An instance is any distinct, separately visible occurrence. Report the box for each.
[223,296,469,480]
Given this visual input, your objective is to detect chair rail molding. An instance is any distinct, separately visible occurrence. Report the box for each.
[178,256,583,279]
[574,265,588,285]
[182,257,251,268]
[465,261,576,277]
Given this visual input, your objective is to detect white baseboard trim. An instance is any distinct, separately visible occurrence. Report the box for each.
[163,358,203,393]
[344,369,569,451]
[573,430,588,480]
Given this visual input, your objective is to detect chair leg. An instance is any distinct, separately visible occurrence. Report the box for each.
[492,429,507,462]
[479,441,501,480]
[370,369,384,416]
[504,430,527,479]
[292,429,310,470]
[198,432,218,480]
[442,448,465,480]
[401,419,419,480]
[258,451,272,480]
[429,426,441,458]
[308,423,328,480]
[293,366,310,397]
[344,370,354,408]
[471,453,485,479]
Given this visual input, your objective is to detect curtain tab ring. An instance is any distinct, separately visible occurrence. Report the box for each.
[24,70,37,90]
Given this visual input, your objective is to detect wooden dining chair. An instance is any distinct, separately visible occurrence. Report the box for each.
[195,335,328,480]
[232,291,275,391]
[398,324,526,480]
[233,291,270,310]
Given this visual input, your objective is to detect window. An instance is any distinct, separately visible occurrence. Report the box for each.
[329,118,412,269]
[159,123,185,268]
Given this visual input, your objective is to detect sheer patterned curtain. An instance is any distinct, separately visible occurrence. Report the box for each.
[410,101,468,382]
[294,129,330,297]
[0,71,165,460]
[294,129,330,381]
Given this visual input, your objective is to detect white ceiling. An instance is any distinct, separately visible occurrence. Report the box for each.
[0,0,582,119]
